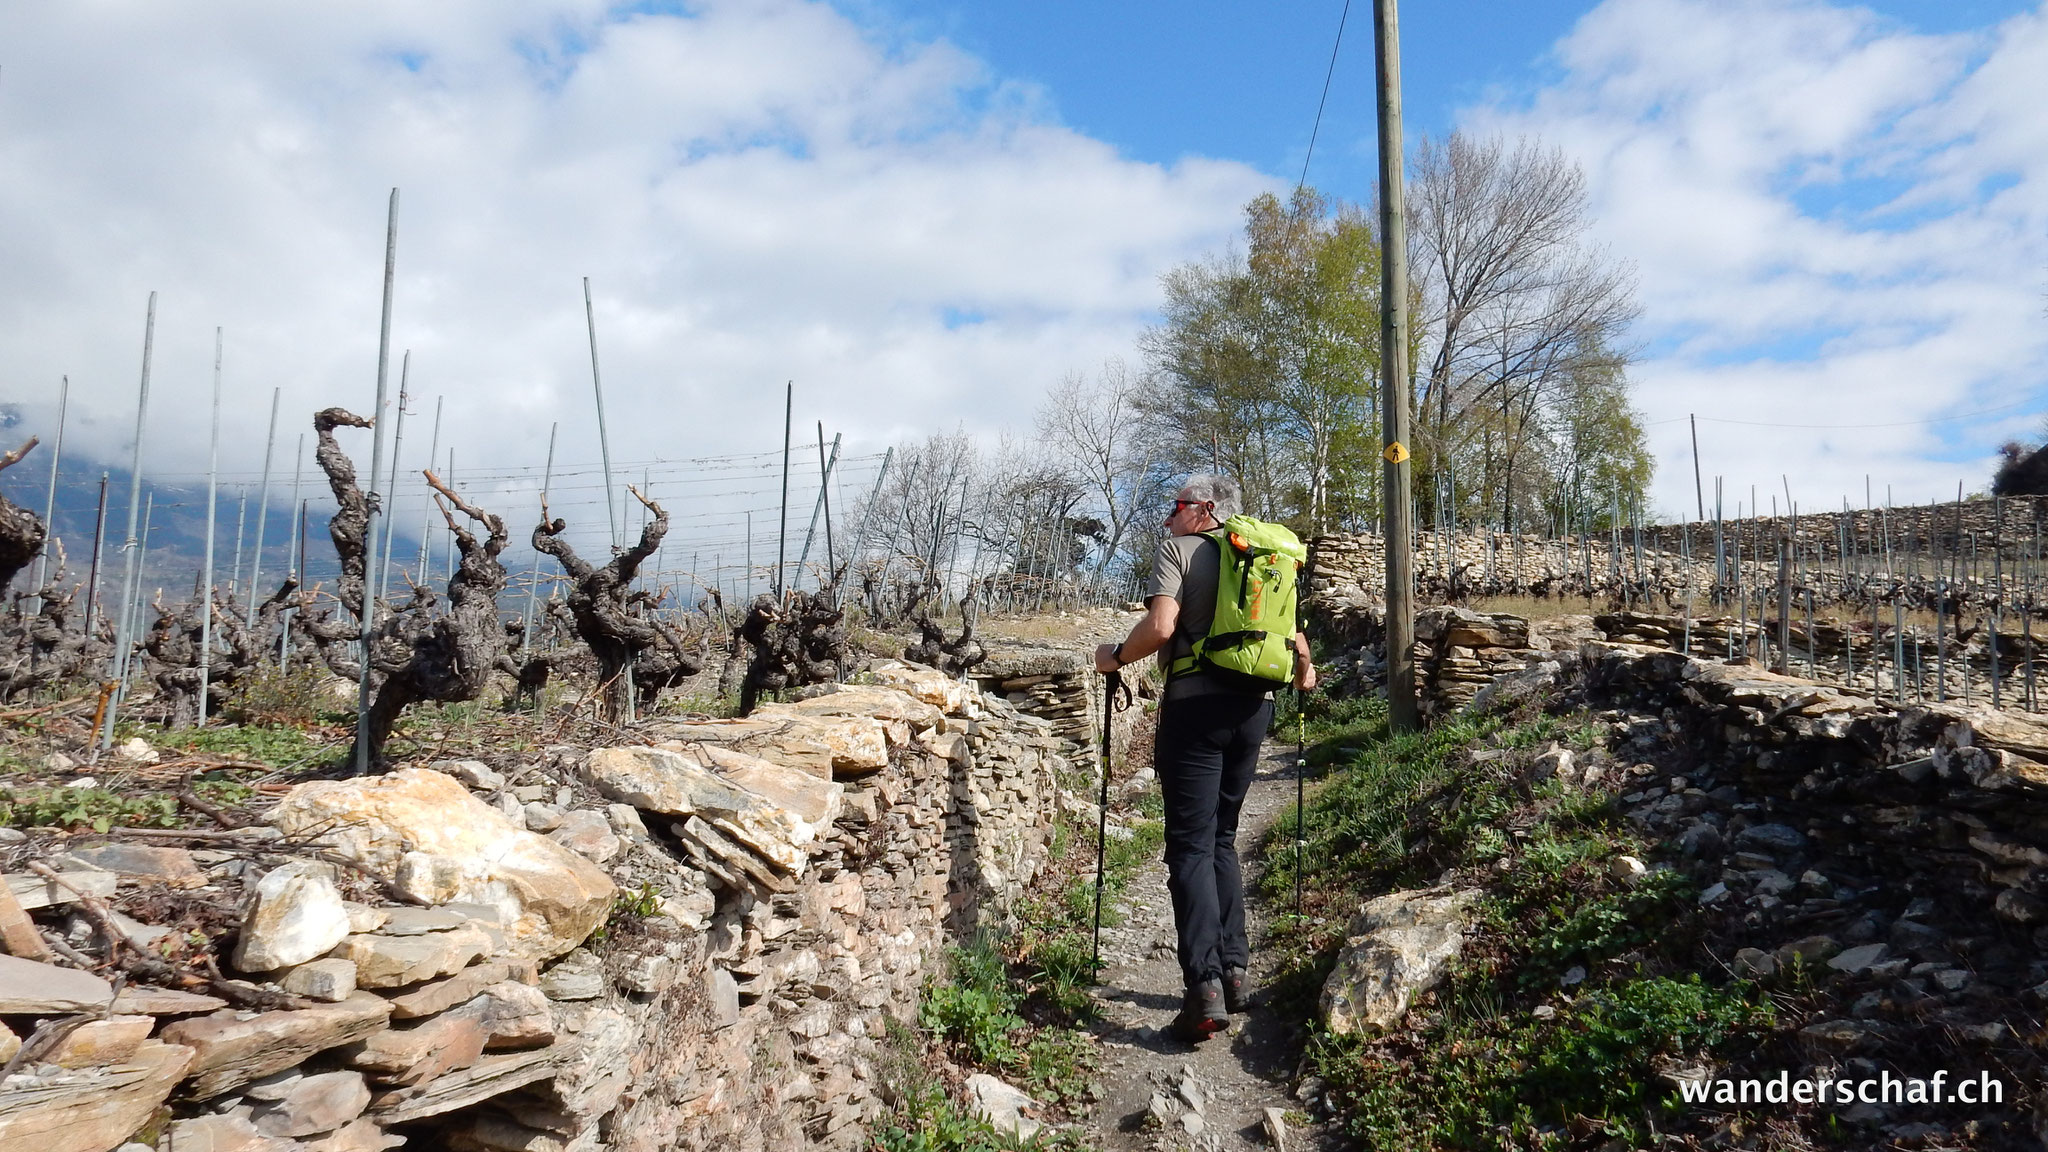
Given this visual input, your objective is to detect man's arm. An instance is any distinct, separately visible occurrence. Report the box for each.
[1094,596,1179,673]
[1293,631,1317,691]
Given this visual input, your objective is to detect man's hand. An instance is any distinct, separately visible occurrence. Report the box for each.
[1094,643,1121,674]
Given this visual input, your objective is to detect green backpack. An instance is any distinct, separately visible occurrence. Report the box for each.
[1168,515,1308,688]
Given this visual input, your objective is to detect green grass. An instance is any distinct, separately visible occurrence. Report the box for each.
[872,1019,1093,1152]
[915,936,1101,1120]
[158,723,329,769]
[876,755,1166,1150]
[1317,974,1773,1149]
[0,785,183,832]
[1260,688,1773,1149]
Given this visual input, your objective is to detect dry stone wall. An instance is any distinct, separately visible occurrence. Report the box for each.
[0,660,1070,1152]
[1310,512,2048,617]
[969,643,1148,765]
[1310,639,2048,1141]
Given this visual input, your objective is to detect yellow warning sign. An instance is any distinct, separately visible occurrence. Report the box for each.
[1383,441,1409,464]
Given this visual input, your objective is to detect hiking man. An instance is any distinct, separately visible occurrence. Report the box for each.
[1094,474,1315,1041]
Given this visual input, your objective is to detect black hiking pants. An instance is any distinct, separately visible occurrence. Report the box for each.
[1155,691,1271,988]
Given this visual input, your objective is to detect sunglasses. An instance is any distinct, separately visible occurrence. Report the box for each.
[1170,499,1209,514]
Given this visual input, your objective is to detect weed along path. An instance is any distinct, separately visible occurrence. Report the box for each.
[1086,736,1322,1152]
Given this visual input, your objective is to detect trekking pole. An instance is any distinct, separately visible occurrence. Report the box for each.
[1295,685,1307,920]
[1091,667,1130,974]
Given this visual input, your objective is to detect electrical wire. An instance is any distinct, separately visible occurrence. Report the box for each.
[1296,0,1353,193]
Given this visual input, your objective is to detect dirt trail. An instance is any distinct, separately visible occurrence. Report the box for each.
[1085,738,1327,1152]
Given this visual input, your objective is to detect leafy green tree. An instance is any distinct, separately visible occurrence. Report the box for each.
[1540,355,1653,531]
[1141,187,1383,534]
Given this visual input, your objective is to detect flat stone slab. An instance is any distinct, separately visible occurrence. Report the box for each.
[586,745,839,876]
[371,906,473,936]
[66,843,205,884]
[368,1044,565,1124]
[160,991,393,1098]
[330,927,493,989]
[0,953,117,1013]
[7,870,117,911]
[109,986,229,1015]
[0,1040,194,1152]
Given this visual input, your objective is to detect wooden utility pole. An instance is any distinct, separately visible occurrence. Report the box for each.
[1375,0,1417,731]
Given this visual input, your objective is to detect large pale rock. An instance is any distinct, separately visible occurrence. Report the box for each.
[0,1040,194,1152]
[1320,887,1479,1036]
[964,1073,1039,1139]
[234,860,352,972]
[585,744,841,875]
[786,682,947,728]
[868,660,976,714]
[267,768,615,960]
[656,710,889,777]
[160,991,393,1098]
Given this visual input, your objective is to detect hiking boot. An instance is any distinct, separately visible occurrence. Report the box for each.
[1223,965,1251,1014]
[1170,978,1228,1042]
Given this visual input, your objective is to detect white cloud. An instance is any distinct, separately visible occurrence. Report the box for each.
[0,0,1269,561]
[1469,0,2048,515]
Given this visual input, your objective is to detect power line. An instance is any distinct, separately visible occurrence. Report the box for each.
[1296,0,1353,192]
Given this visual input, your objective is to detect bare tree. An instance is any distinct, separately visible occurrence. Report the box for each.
[1035,359,1173,577]
[143,578,298,727]
[0,543,105,701]
[1409,133,1641,526]
[735,588,847,714]
[353,471,513,763]
[857,431,979,609]
[533,486,684,722]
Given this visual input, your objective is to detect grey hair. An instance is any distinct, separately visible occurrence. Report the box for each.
[1178,474,1241,519]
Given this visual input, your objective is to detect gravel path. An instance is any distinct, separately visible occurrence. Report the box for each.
[1083,737,1327,1152]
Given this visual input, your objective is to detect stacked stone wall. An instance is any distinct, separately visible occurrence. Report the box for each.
[0,661,1069,1152]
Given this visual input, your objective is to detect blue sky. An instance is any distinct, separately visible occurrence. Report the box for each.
[857,0,2035,202]
[860,0,2048,511]
[1,0,2045,547]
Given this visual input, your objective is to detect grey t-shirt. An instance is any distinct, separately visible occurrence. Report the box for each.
[1146,532,1267,701]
